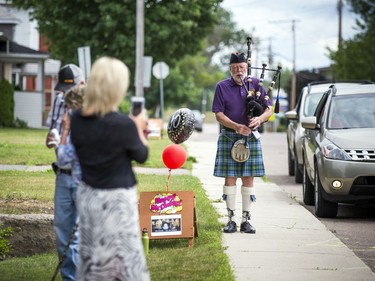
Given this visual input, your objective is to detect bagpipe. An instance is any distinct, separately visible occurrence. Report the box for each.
[230,37,282,163]
[244,36,282,119]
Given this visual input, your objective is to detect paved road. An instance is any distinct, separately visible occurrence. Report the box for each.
[195,123,375,273]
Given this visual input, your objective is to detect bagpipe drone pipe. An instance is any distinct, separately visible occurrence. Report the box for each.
[244,36,282,120]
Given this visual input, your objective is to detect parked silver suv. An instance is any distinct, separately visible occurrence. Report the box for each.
[302,84,375,218]
[285,81,372,184]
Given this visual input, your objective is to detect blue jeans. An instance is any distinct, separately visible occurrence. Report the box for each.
[54,172,79,281]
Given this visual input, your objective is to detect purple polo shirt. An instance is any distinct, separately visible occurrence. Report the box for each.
[212,77,271,125]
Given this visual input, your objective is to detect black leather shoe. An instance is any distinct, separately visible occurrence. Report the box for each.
[240,221,256,234]
[223,221,237,233]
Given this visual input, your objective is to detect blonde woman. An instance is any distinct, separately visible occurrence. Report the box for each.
[70,57,150,281]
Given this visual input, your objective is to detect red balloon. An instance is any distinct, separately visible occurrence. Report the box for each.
[162,144,187,169]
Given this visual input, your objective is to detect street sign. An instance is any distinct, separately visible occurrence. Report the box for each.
[78,46,91,80]
[152,61,169,80]
[152,62,169,124]
[143,56,153,88]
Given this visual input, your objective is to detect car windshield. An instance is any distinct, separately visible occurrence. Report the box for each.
[328,93,375,129]
[303,93,324,116]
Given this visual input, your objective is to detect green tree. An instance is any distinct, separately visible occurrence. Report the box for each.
[145,52,225,116]
[205,8,250,62]
[9,0,229,113]
[9,1,272,113]
[9,0,222,74]
[143,6,252,115]
[329,0,375,80]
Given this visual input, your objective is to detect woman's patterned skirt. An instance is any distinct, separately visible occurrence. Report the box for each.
[77,183,150,281]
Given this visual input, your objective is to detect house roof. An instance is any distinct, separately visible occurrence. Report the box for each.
[0,35,49,62]
[0,4,49,63]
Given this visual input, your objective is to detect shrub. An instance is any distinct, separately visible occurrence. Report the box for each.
[0,224,13,260]
[12,117,28,128]
[118,98,130,114]
[0,79,15,127]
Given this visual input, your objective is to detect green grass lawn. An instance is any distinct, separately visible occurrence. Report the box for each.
[0,128,234,281]
[0,128,193,169]
[0,128,56,165]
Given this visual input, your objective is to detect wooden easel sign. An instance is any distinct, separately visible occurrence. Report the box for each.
[139,190,197,246]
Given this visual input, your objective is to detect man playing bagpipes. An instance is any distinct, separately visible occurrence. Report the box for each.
[212,37,281,233]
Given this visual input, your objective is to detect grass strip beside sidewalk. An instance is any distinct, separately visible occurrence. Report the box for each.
[0,172,234,281]
[0,128,233,280]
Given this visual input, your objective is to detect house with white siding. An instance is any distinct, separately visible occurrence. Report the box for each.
[0,2,60,128]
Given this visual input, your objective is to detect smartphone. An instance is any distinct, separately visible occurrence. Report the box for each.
[131,96,145,116]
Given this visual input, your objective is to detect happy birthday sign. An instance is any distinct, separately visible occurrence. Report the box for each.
[150,193,183,214]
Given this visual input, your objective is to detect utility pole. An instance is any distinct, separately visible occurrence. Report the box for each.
[254,40,259,77]
[135,0,144,97]
[267,37,274,81]
[291,19,297,110]
[270,19,299,109]
[268,37,274,68]
[337,0,343,50]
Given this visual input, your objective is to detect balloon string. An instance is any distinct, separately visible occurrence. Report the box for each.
[166,169,172,193]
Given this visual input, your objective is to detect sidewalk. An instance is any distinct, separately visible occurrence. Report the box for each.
[185,135,375,281]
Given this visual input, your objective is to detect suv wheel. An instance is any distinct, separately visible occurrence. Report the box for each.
[314,166,338,218]
[294,154,303,183]
[288,147,295,176]
[302,164,314,205]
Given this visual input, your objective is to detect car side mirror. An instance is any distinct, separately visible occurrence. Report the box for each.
[285,110,298,120]
[301,116,318,130]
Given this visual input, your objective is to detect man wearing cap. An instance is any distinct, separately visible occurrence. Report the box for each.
[212,52,273,234]
[46,64,85,280]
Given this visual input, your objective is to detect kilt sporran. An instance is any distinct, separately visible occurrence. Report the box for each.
[231,138,250,163]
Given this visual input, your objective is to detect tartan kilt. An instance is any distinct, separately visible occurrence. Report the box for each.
[214,130,265,178]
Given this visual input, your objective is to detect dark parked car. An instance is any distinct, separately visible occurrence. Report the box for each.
[192,110,205,132]
[301,84,375,218]
[286,81,373,184]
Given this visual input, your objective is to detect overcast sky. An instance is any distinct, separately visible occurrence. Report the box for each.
[221,0,360,71]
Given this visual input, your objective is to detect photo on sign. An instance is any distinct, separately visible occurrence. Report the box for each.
[151,214,182,237]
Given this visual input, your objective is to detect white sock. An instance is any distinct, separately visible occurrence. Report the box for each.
[223,185,237,220]
[241,186,256,223]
